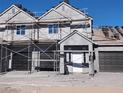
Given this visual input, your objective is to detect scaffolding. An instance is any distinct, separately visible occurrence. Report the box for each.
[0,6,93,75]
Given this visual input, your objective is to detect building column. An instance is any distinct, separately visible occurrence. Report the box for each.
[94,48,99,72]
[59,44,65,74]
[8,52,13,70]
[32,51,40,71]
[89,44,94,76]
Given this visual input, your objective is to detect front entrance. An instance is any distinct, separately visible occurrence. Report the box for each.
[65,52,89,73]
[72,53,83,72]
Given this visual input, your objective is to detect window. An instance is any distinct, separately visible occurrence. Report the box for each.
[62,6,65,11]
[12,8,16,14]
[16,25,26,35]
[48,24,58,34]
[64,45,89,50]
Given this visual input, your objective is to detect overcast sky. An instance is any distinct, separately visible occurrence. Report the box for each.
[0,0,122,27]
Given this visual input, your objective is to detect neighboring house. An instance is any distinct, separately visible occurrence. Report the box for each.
[0,1,123,74]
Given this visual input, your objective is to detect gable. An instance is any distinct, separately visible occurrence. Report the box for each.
[55,4,86,20]
[7,11,36,23]
[39,2,90,21]
[0,4,36,24]
[62,33,91,45]
[40,9,68,20]
[59,31,94,45]
[0,5,19,23]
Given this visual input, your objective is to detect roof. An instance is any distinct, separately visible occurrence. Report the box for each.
[14,4,35,17]
[93,26,123,45]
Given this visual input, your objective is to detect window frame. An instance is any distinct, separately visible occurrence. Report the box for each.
[48,24,58,34]
[12,8,16,14]
[16,25,26,35]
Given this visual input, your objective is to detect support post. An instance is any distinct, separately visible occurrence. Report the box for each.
[89,19,95,77]
[54,51,56,71]
[5,45,8,72]
[59,45,65,74]
[32,51,40,71]
[9,52,13,70]
[28,41,32,74]
[89,51,94,76]
[0,44,3,73]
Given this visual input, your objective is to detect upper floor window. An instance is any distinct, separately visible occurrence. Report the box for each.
[62,6,65,11]
[16,25,26,35]
[12,8,16,14]
[48,24,58,34]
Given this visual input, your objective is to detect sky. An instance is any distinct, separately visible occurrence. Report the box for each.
[0,0,123,27]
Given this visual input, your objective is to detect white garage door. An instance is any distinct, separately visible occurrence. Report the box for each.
[72,54,83,72]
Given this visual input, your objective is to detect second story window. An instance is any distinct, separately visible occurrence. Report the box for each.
[16,25,26,35]
[48,24,58,34]
[12,8,16,14]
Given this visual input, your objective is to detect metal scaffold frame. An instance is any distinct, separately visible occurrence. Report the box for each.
[0,8,92,74]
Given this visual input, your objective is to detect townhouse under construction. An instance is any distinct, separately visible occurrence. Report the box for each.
[0,1,123,75]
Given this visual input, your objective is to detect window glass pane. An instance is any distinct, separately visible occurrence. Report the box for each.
[16,30,20,35]
[17,26,20,30]
[48,24,58,34]
[48,25,53,34]
[12,8,16,14]
[21,31,25,35]
[21,25,26,35]
[54,24,58,33]
[16,26,20,35]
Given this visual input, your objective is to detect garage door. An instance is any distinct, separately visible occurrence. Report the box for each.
[12,52,29,71]
[99,51,123,72]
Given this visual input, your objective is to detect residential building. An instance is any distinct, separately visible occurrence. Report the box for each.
[0,1,123,74]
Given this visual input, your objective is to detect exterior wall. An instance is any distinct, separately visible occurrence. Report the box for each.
[0,21,91,41]
[38,20,91,40]
[98,46,123,51]
[39,26,71,40]
[2,28,34,41]
[71,20,92,37]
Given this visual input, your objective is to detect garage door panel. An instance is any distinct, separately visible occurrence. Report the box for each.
[100,65,123,72]
[12,52,29,71]
[99,51,123,72]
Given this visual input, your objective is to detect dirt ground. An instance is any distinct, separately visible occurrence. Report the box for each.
[0,71,122,93]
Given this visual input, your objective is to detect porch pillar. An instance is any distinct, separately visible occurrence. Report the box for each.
[59,44,65,74]
[32,51,40,71]
[8,52,13,69]
[89,44,94,76]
